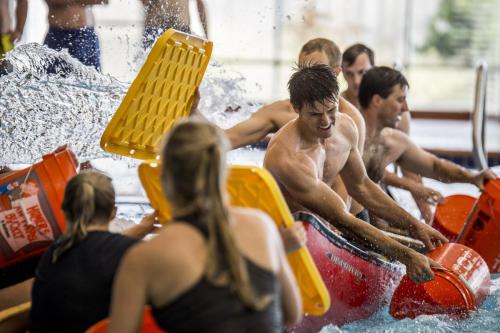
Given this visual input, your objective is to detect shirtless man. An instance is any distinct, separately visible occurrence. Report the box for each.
[225,38,367,219]
[142,0,208,49]
[264,64,448,283]
[44,0,108,70]
[341,43,441,223]
[359,66,496,201]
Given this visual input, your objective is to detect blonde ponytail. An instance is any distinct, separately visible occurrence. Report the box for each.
[162,120,271,310]
[52,171,115,263]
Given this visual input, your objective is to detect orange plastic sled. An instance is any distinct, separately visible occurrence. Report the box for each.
[100,29,213,160]
[432,194,476,242]
[0,149,77,269]
[86,307,165,333]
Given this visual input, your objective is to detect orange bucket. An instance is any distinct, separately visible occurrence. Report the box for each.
[390,243,490,319]
[86,307,165,333]
[458,179,500,272]
[0,149,77,269]
[432,195,476,242]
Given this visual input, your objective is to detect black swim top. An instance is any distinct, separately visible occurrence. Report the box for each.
[151,212,283,333]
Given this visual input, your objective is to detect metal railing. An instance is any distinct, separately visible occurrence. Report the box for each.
[472,61,488,170]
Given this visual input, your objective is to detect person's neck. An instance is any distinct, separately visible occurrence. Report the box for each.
[342,90,360,109]
[86,218,111,232]
[296,119,324,147]
[362,107,384,144]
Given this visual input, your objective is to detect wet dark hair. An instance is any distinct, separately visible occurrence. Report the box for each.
[299,38,342,68]
[358,66,409,109]
[342,43,375,67]
[288,63,339,111]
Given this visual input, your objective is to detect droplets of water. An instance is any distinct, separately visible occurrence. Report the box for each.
[0,44,262,165]
[198,61,261,129]
[0,43,128,164]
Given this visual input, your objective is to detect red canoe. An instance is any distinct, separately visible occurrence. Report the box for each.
[289,212,404,332]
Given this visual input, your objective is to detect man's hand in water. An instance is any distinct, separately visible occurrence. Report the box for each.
[470,169,497,191]
[409,222,448,251]
[405,252,440,284]
[411,185,444,205]
[279,222,307,253]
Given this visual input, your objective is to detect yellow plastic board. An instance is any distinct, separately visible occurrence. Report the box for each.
[101,29,213,160]
[138,163,330,315]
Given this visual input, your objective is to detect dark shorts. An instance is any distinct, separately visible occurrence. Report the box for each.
[44,26,101,71]
[355,208,370,223]
[142,18,191,49]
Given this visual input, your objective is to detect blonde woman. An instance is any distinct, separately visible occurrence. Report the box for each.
[31,171,155,332]
[109,120,302,332]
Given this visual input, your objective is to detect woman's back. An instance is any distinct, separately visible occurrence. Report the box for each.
[31,231,138,332]
[119,207,285,333]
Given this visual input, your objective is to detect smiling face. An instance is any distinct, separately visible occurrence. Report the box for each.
[297,98,339,139]
[378,84,409,129]
[342,53,373,99]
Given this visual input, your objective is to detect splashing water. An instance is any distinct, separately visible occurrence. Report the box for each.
[0,44,260,164]
[319,274,500,333]
[0,43,128,164]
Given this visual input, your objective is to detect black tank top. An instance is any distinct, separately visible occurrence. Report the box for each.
[151,213,283,333]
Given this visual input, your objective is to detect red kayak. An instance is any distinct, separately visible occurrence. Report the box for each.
[289,212,404,332]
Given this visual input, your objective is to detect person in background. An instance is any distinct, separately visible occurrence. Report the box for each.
[342,43,442,224]
[108,120,302,333]
[359,66,496,212]
[142,0,208,49]
[44,0,108,70]
[263,64,447,284]
[31,171,156,332]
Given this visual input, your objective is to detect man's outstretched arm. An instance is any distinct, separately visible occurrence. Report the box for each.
[267,153,436,284]
[396,133,496,190]
[339,139,447,251]
[225,105,279,149]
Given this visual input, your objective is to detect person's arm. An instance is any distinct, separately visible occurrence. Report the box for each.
[9,0,27,43]
[225,106,278,149]
[383,171,443,203]
[338,131,447,250]
[268,152,435,283]
[121,213,156,238]
[196,0,208,38]
[274,223,303,325]
[108,246,150,333]
[396,134,496,190]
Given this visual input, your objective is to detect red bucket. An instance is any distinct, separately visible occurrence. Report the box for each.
[390,243,490,319]
[458,179,500,273]
[86,307,165,333]
[432,195,476,242]
[0,149,77,269]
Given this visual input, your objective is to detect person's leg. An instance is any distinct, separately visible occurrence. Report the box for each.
[73,27,101,71]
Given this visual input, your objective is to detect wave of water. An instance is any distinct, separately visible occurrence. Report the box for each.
[0,43,259,164]
[321,274,500,333]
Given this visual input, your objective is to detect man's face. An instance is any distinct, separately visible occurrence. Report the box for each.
[342,53,373,98]
[298,98,339,139]
[378,84,409,129]
[298,50,330,67]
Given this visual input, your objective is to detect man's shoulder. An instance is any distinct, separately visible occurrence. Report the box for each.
[381,127,411,148]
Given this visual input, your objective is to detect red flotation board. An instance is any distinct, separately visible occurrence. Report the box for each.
[0,149,77,270]
[289,212,404,332]
[390,243,490,319]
